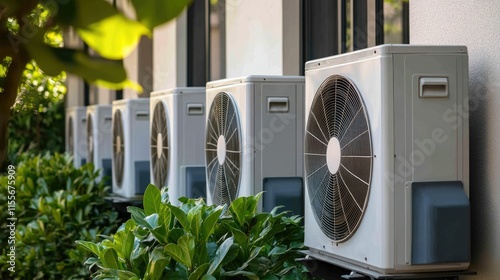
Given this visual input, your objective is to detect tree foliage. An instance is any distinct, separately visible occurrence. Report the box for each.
[0,0,191,169]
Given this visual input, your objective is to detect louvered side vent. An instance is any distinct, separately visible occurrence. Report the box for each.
[205,92,242,205]
[305,75,373,242]
[150,102,170,188]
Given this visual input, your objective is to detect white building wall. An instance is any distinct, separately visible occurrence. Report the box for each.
[411,2,500,279]
[153,12,187,91]
[225,0,284,77]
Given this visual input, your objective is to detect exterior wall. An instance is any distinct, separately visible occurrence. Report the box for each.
[225,0,283,77]
[411,2,500,279]
[64,28,84,107]
[153,12,187,91]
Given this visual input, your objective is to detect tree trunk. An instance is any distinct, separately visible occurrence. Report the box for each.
[0,59,27,171]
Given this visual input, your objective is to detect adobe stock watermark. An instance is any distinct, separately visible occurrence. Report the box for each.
[5,165,17,273]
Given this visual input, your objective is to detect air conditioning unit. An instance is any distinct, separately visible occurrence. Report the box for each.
[304,44,470,274]
[86,105,113,184]
[66,106,87,167]
[150,87,207,205]
[112,99,151,198]
[205,76,305,215]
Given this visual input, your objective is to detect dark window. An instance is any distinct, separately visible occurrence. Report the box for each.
[302,0,410,72]
[187,0,208,86]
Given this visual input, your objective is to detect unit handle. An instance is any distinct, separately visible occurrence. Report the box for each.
[267,97,289,113]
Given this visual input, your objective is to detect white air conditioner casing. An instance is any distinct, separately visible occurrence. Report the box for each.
[205,76,305,215]
[86,105,113,183]
[112,99,151,198]
[304,44,470,274]
[150,87,207,205]
[66,106,87,168]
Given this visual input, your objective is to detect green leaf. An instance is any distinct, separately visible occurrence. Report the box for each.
[144,247,170,280]
[144,184,161,215]
[24,40,141,91]
[200,274,217,280]
[200,208,222,241]
[207,237,233,275]
[167,204,190,230]
[164,233,195,269]
[122,230,135,260]
[130,0,191,30]
[75,240,101,256]
[101,248,121,269]
[145,213,160,229]
[128,206,150,229]
[221,221,248,249]
[188,263,209,280]
[64,0,150,59]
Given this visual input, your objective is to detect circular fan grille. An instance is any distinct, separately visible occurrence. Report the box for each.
[87,114,94,164]
[305,75,373,242]
[150,101,169,188]
[205,92,242,205]
[68,117,74,156]
[113,110,124,188]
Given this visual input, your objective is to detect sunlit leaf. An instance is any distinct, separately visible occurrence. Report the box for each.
[24,38,141,92]
[130,0,191,31]
[57,0,150,59]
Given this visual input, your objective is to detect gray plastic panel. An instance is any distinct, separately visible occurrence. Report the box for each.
[262,177,303,216]
[135,161,151,195]
[412,181,470,265]
[185,166,207,200]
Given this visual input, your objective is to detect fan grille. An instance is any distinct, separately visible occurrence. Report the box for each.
[205,92,242,205]
[113,110,124,188]
[68,117,74,156]
[150,101,169,188]
[305,75,373,242]
[87,114,94,164]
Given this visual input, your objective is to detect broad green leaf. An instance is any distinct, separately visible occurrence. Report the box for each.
[200,274,217,280]
[193,240,208,268]
[188,263,209,280]
[221,244,240,267]
[145,247,170,280]
[188,206,202,240]
[151,223,170,244]
[101,248,120,269]
[221,221,248,249]
[164,233,195,269]
[64,0,150,59]
[145,213,160,229]
[128,206,149,229]
[144,184,161,215]
[24,38,141,91]
[200,208,222,241]
[207,237,233,275]
[167,204,190,230]
[130,0,191,30]
[123,230,135,260]
[75,240,101,256]
[130,243,148,268]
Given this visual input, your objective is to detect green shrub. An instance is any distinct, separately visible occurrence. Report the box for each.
[78,185,308,279]
[0,153,120,279]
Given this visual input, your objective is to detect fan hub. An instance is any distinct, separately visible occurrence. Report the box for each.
[217,135,226,165]
[326,137,341,174]
[157,133,163,159]
[116,135,122,153]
